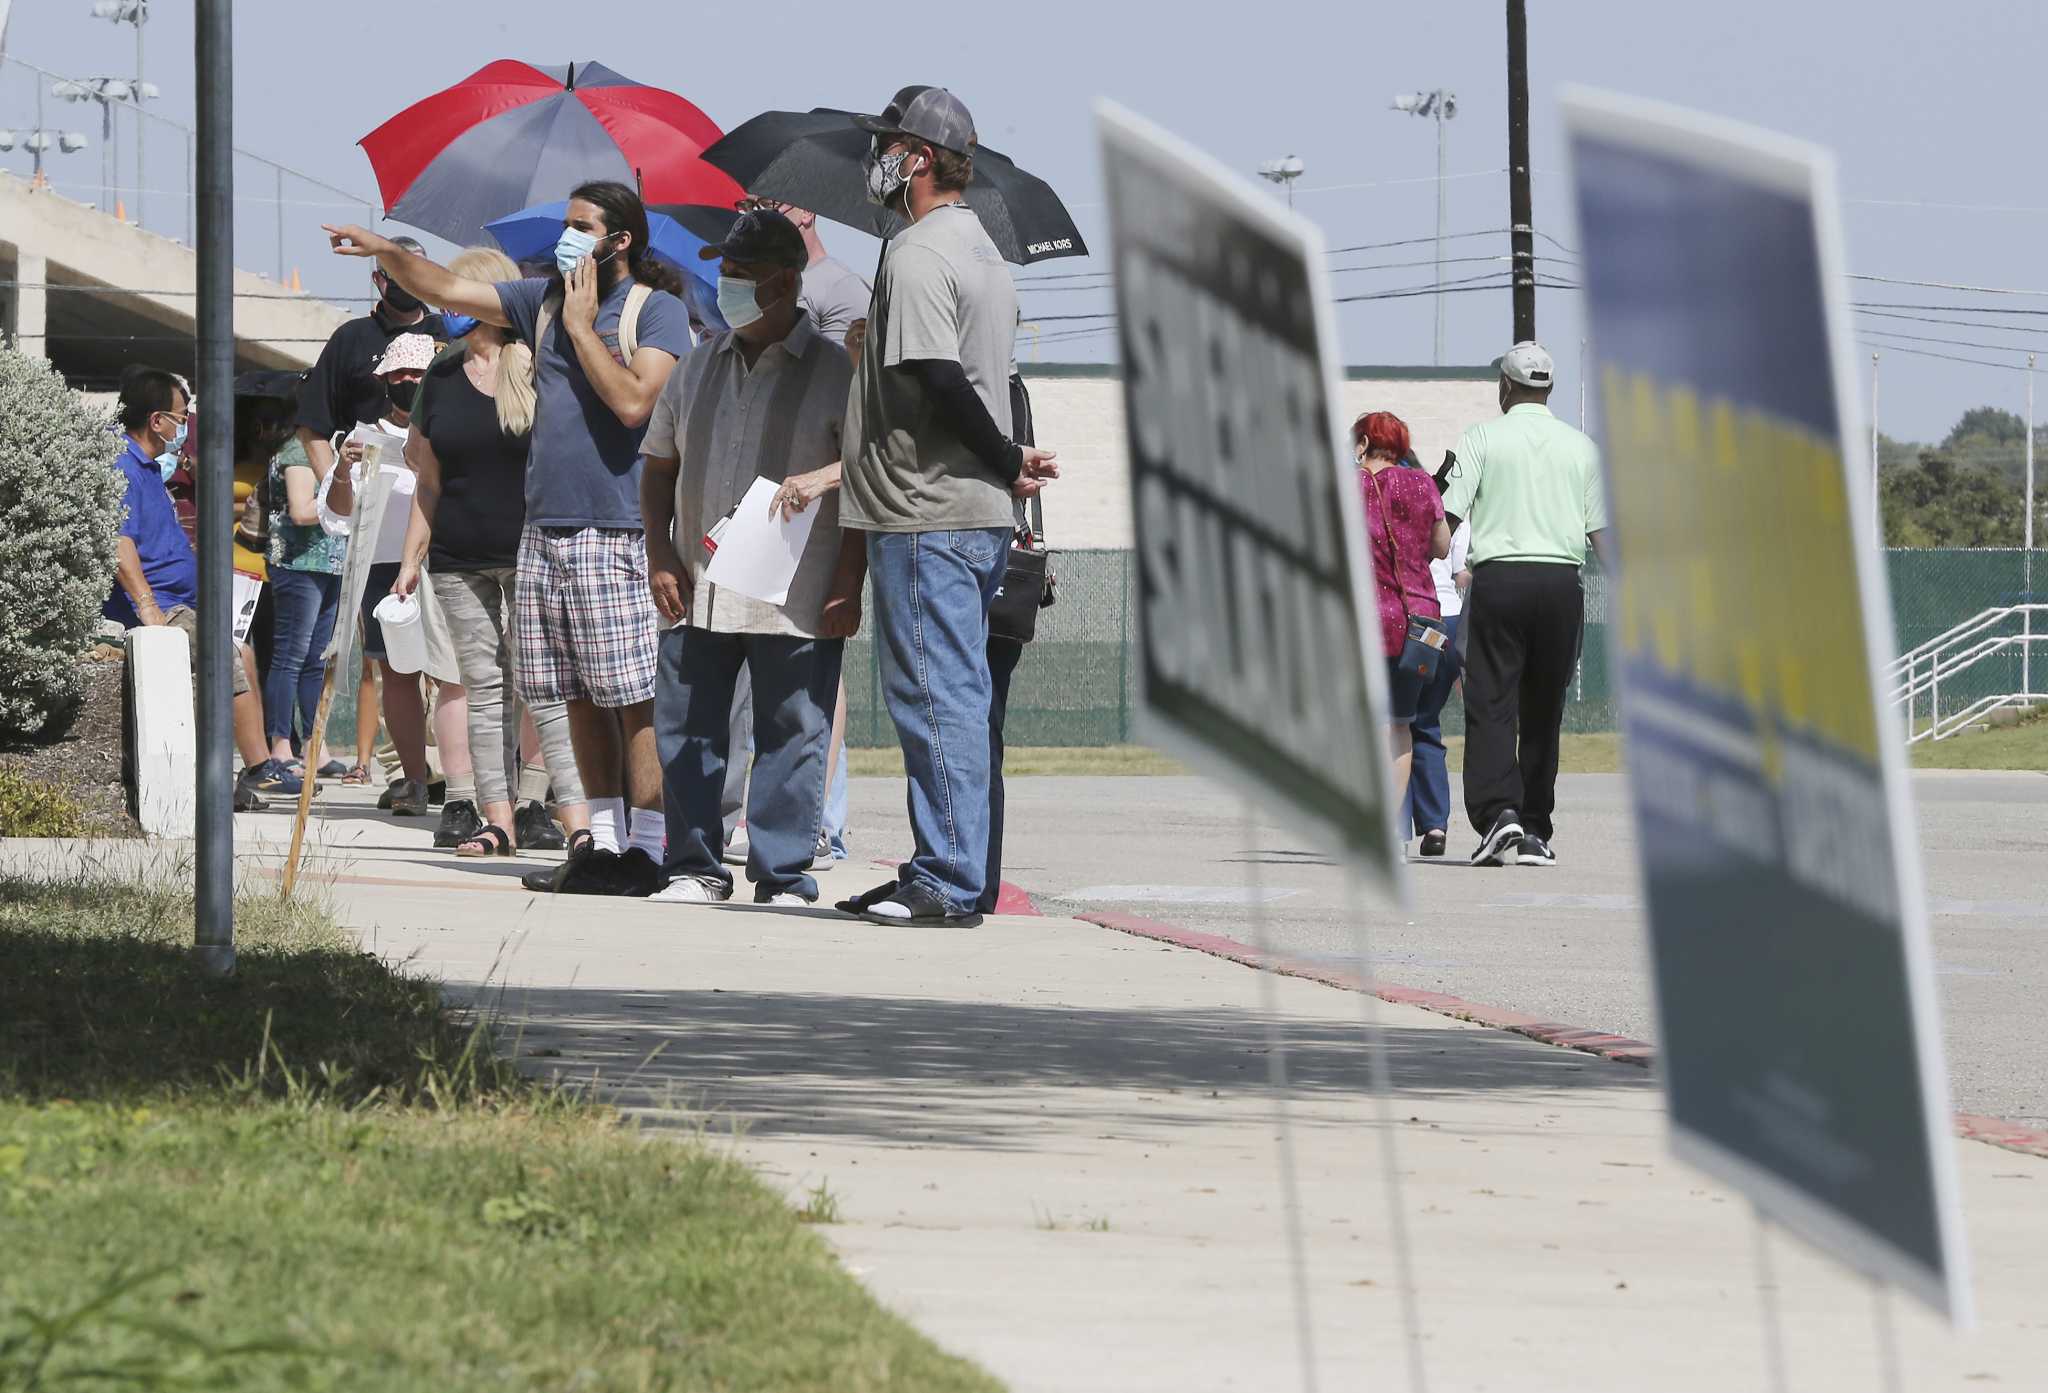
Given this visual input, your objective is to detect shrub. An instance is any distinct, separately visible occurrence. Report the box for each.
[0,768,92,837]
[0,350,125,741]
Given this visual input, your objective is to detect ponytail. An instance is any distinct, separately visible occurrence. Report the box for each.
[494,340,537,438]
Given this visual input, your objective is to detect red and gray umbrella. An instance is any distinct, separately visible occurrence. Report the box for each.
[359,60,745,247]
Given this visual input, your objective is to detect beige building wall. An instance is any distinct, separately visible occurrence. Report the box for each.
[1019,366,1502,549]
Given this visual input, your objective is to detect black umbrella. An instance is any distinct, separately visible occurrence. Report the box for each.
[647,202,743,247]
[699,108,1088,266]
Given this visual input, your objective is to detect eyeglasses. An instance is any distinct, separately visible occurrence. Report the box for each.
[155,409,189,425]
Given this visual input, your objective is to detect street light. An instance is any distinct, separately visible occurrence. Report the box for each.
[1393,88,1457,365]
[0,127,93,181]
[52,76,150,216]
[91,0,151,225]
[1257,155,1305,208]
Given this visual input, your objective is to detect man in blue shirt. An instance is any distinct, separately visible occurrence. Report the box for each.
[107,368,275,808]
[107,368,197,629]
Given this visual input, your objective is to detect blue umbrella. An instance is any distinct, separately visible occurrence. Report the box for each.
[484,200,720,288]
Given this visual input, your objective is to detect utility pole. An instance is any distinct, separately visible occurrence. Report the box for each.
[1506,0,1535,342]
[1870,352,1881,546]
[2027,354,2036,697]
[193,0,234,977]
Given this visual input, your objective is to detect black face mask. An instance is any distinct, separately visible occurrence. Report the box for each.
[381,279,423,315]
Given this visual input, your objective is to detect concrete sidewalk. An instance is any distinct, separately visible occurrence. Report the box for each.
[17,790,2048,1390]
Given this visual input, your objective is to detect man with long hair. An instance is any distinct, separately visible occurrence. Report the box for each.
[324,180,691,895]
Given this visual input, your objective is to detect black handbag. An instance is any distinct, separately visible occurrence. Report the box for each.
[1366,468,1449,684]
[989,493,1055,644]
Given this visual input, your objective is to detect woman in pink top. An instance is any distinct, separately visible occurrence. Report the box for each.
[1355,411,1450,804]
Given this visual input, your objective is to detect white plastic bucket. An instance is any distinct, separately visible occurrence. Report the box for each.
[372,590,428,674]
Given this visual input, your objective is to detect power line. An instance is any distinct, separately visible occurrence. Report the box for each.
[1858,339,2035,373]
[0,280,368,302]
[1014,252,1578,296]
[1850,272,2048,298]
[1854,300,2048,317]
[1860,327,2045,357]
[1855,308,2048,337]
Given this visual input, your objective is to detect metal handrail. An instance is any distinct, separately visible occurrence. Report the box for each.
[1886,603,2048,676]
[1891,632,2041,705]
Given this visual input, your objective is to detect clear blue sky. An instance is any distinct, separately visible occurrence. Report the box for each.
[6,0,2046,443]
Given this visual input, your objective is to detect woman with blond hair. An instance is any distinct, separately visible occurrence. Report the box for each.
[394,246,587,856]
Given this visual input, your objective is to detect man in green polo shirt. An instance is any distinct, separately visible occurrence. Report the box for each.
[1442,341,1611,868]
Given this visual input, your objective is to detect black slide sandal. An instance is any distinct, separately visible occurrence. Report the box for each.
[455,825,513,859]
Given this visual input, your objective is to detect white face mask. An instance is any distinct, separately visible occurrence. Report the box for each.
[716,275,764,330]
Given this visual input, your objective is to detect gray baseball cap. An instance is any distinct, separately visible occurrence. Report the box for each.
[853,85,977,154]
[1500,340,1555,388]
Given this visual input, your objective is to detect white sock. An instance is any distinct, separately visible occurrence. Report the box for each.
[628,807,665,860]
[589,797,626,853]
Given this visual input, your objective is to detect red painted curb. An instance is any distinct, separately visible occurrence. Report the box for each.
[1076,909,2048,1161]
[869,859,1040,917]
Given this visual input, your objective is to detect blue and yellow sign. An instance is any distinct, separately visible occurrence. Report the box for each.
[1566,92,1967,1320]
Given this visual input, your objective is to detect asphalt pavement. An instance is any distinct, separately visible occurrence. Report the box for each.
[849,768,2048,1128]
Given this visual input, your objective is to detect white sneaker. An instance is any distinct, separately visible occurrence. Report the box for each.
[650,875,731,904]
[758,891,813,908]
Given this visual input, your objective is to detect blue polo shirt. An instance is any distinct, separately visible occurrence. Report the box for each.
[105,436,197,627]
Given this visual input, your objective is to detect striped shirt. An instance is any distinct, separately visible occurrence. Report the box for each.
[642,310,853,637]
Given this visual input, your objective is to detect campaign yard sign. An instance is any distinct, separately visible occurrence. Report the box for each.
[1095,102,1401,891]
[1564,91,1967,1319]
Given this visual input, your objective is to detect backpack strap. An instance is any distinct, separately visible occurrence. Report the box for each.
[530,281,653,395]
[619,282,651,363]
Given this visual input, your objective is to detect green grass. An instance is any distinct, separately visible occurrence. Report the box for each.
[0,875,999,1392]
[1910,708,2048,770]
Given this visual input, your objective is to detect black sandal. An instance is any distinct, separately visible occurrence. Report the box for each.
[521,829,594,891]
[454,824,513,859]
[834,878,901,918]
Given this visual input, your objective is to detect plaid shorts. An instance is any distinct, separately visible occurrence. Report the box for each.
[514,525,659,708]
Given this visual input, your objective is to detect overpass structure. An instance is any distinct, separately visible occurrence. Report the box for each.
[0,170,347,388]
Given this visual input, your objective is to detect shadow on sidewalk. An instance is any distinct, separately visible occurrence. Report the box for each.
[490,985,1654,1150]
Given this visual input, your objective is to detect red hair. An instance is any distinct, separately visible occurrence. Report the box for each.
[1352,411,1411,461]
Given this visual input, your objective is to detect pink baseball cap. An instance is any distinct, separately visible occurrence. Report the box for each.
[374,333,438,376]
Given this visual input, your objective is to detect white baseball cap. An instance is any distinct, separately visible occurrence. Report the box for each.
[1501,340,1554,388]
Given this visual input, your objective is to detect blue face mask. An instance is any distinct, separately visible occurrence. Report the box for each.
[715,275,764,330]
[441,312,479,337]
[554,226,605,276]
[156,413,188,477]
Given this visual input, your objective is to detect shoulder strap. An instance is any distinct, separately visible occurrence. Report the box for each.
[619,282,652,363]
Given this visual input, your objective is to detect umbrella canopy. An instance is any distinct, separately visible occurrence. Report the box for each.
[486,200,720,287]
[649,202,743,248]
[360,60,745,247]
[699,108,1088,266]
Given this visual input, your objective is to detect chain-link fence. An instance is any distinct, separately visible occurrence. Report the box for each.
[327,547,2047,751]
[843,547,2048,746]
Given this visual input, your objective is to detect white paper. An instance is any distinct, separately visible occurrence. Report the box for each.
[230,573,264,646]
[700,476,819,606]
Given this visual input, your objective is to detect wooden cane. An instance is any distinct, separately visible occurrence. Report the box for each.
[279,649,342,899]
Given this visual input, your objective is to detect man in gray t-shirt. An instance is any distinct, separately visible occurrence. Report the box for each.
[825,85,1058,929]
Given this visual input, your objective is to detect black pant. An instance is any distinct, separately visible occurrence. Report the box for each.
[1461,561,1583,843]
[978,636,1025,913]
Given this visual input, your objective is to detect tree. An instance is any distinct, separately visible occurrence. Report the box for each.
[1943,405,2027,450]
[1880,448,2024,548]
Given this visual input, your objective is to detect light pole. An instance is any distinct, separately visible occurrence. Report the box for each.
[2027,354,2036,697]
[1258,155,1304,209]
[92,1,150,227]
[1870,352,1881,547]
[1393,89,1457,365]
[0,127,92,182]
[51,76,138,213]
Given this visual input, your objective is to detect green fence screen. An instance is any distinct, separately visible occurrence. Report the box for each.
[329,548,2044,749]
[843,547,2048,746]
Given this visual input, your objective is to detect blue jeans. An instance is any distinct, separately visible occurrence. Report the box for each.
[656,626,842,901]
[823,739,850,858]
[264,568,341,746]
[1404,611,1463,835]
[867,528,1009,915]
